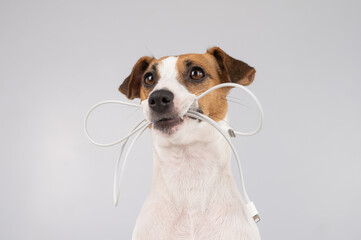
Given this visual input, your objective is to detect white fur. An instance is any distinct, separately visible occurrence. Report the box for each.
[133,57,261,240]
[141,57,197,122]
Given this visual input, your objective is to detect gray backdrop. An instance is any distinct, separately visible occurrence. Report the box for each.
[1,0,360,239]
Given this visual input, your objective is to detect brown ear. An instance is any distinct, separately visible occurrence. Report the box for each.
[119,56,154,99]
[207,47,256,86]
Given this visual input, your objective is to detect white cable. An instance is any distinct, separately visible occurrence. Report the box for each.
[186,110,250,202]
[186,110,260,222]
[84,100,144,147]
[84,83,264,223]
[196,83,264,136]
[113,122,151,206]
[113,120,151,206]
[84,100,151,206]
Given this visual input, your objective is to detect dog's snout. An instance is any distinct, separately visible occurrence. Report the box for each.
[148,89,174,113]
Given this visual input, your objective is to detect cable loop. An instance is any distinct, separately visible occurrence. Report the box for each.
[84,83,264,222]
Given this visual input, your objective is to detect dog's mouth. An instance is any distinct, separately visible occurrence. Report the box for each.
[153,117,184,134]
[151,108,203,134]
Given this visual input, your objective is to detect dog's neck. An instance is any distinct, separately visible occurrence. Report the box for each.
[149,122,238,212]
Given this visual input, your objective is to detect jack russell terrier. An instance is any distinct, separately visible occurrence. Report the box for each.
[119,47,261,240]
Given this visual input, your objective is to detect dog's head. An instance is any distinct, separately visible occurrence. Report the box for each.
[119,47,255,143]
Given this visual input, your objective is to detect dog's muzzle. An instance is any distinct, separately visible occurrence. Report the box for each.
[148,89,184,133]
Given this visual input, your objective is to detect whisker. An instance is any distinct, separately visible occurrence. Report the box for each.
[193,87,254,108]
[144,45,155,58]
[194,111,239,132]
[193,89,206,96]
[208,114,231,126]
[227,95,256,109]
[221,98,252,110]
[226,95,247,101]
[124,107,141,120]
[193,86,233,97]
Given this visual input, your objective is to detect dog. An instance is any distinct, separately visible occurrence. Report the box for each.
[119,47,261,240]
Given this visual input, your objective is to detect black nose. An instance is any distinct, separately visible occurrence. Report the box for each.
[148,89,174,113]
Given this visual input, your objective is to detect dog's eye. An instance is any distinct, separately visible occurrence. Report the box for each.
[189,67,205,81]
[143,72,155,86]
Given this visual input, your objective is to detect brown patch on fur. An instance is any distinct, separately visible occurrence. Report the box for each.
[176,53,230,122]
[119,57,156,100]
[119,47,255,123]
[207,47,256,86]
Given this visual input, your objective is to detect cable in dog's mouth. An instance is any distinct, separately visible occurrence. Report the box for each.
[188,108,203,121]
[151,112,183,134]
[151,106,204,133]
[84,82,264,222]
[153,117,183,133]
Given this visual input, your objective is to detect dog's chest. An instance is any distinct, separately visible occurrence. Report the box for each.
[133,191,257,240]
[156,145,221,208]
[170,202,254,240]
[153,146,258,239]
[133,133,261,239]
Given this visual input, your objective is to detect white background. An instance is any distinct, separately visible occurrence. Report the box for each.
[1,0,360,239]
